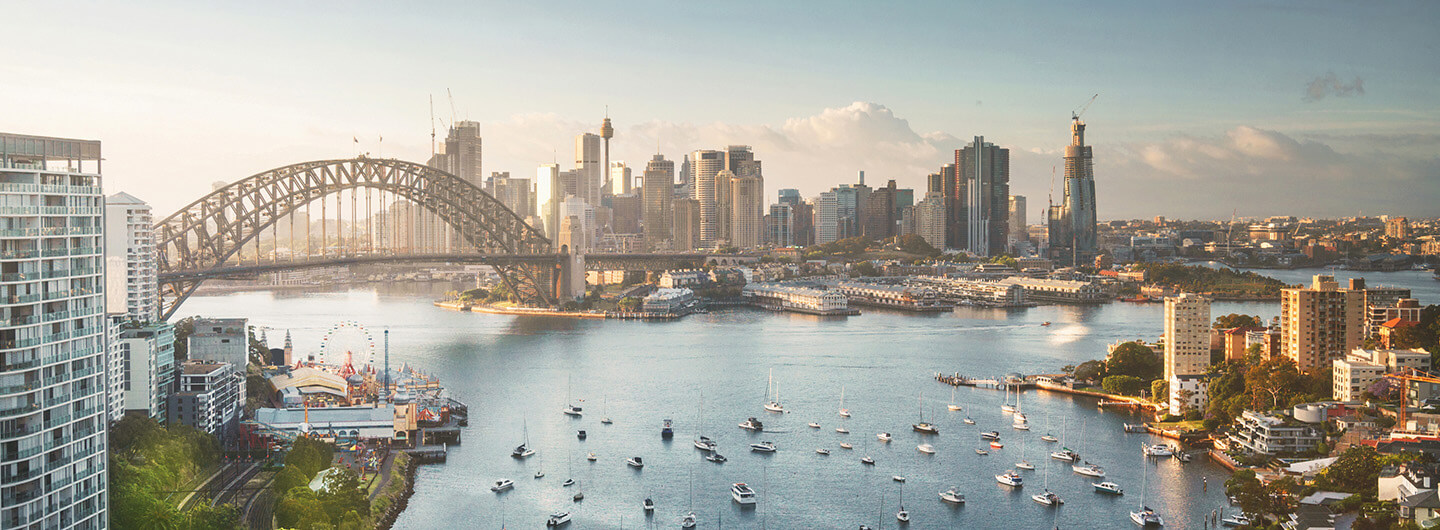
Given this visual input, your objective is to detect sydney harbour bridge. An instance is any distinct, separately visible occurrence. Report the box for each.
[154,157,713,320]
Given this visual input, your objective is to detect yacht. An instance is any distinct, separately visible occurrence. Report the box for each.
[586,452,597,462]
[1124,423,1148,433]
[490,479,514,492]
[626,456,644,468]
[739,417,764,431]
[563,404,583,416]
[808,422,821,429]
[947,387,963,411]
[1093,482,1124,495]
[877,432,892,442]
[995,471,1023,487]
[731,483,758,505]
[913,422,939,434]
[939,488,966,504]
[975,448,989,455]
[576,430,586,440]
[1032,490,1064,506]
[1001,404,1018,413]
[1220,513,1251,527]
[1013,421,1031,431]
[1040,434,1058,442]
[838,386,851,417]
[661,419,674,439]
[545,512,571,527]
[1130,507,1164,527]
[896,507,910,523]
[840,442,854,449]
[706,453,727,464]
[1050,448,1079,462]
[836,426,850,434]
[1016,460,1035,470]
[816,448,830,455]
[511,444,534,459]
[750,441,777,453]
[1142,443,1174,457]
[963,417,976,425]
[861,456,875,465]
[980,431,1001,441]
[763,369,785,413]
[917,444,935,454]
[1073,462,1106,478]
[643,498,655,512]
[693,436,717,452]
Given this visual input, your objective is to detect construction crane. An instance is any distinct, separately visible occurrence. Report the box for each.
[1382,367,1440,435]
[1072,93,1099,120]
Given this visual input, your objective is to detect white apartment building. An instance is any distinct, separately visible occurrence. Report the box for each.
[0,132,110,529]
[1332,358,1385,402]
[1169,374,1209,416]
[117,322,176,420]
[1164,293,1212,381]
[168,361,242,437]
[103,192,158,321]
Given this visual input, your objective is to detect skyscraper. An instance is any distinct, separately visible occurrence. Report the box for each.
[815,191,840,244]
[105,192,159,321]
[940,163,960,250]
[1049,117,1098,265]
[915,191,947,251]
[490,172,535,219]
[1163,293,1212,382]
[777,188,802,207]
[642,154,674,250]
[730,174,763,248]
[537,164,561,242]
[1008,195,1027,244]
[0,132,110,528]
[862,179,898,239]
[1281,275,1366,373]
[956,136,1010,256]
[689,150,724,246]
[609,161,631,196]
[575,133,602,207]
[429,120,483,187]
[768,203,794,247]
[671,198,701,251]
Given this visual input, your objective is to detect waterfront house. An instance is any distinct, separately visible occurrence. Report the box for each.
[1227,410,1323,455]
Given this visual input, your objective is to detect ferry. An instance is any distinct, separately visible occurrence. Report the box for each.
[490,479,514,492]
[995,471,1023,487]
[739,417,764,431]
[731,483,758,505]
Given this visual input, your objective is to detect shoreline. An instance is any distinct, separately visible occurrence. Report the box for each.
[432,300,607,319]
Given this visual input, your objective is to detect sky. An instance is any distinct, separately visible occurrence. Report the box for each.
[4,0,1438,222]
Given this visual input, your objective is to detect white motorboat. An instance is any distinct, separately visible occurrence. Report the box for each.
[963,417,976,425]
[1073,463,1106,478]
[1220,513,1251,527]
[836,427,850,434]
[940,487,965,504]
[877,432,893,442]
[816,448,831,455]
[1016,460,1035,470]
[980,431,1000,441]
[763,369,786,413]
[586,452,597,462]
[1032,490,1064,506]
[731,482,758,505]
[739,417,764,431]
[750,441,777,453]
[626,456,645,468]
[706,453,727,463]
[917,444,935,454]
[562,478,575,487]
[840,442,853,449]
[893,475,906,482]
[534,469,544,479]
[643,498,655,512]
[1093,481,1124,495]
[1142,443,1174,457]
[490,479,514,492]
[995,471,1023,487]
[808,422,821,429]
[545,512,571,527]
[694,436,717,452]
[1040,434,1058,442]
[680,512,697,528]
[1131,507,1164,526]
[975,448,989,455]
[1013,421,1031,431]
[861,455,875,465]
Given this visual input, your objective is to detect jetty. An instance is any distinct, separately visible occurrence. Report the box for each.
[934,372,1036,390]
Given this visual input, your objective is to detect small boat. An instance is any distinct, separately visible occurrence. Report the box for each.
[576,430,586,440]
[1016,460,1035,470]
[643,498,655,512]
[877,432,892,442]
[840,442,853,449]
[750,441,777,453]
[1013,422,1031,431]
[963,417,976,425]
[680,513,697,528]
[1220,513,1251,527]
[1041,321,1052,326]
[939,488,965,504]
[661,419,674,439]
[601,417,612,425]
[861,456,875,465]
[808,422,821,429]
[694,436,717,452]
[1177,452,1193,463]
[546,512,571,527]
[838,386,851,418]
[563,404,583,416]
[1130,507,1164,527]
[836,427,850,434]
[1001,404,1017,414]
[739,417,764,431]
[1073,462,1106,478]
[896,508,909,523]
[975,449,989,455]
[573,491,584,502]
[706,453,727,464]
[1093,482,1124,495]
[995,471,1023,487]
[980,431,1000,441]
[917,444,935,454]
[1142,444,1174,457]
[1050,448,1079,462]
[534,470,545,479]
[1032,490,1064,506]
[490,479,514,492]
[731,483,758,505]
[948,387,962,411]
[893,476,906,482]
[816,448,830,455]
[1040,434,1058,442]
[562,478,575,487]
[627,456,644,468]
[990,441,1004,449]
[512,445,534,458]
[763,369,786,413]
[913,422,939,434]
[586,452,597,462]
[1124,423,1148,433]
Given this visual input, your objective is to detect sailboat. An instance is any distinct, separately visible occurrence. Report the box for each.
[563,375,582,416]
[1130,454,1164,526]
[839,386,851,417]
[600,395,612,425]
[681,466,697,528]
[1032,460,1064,506]
[947,386,962,411]
[763,368,785,412]
[1071,419,1105,477]
[511,419,535,458]
[1001,384,1017,413]
[1041,410,1059,442]
[1016,430,1035,470]
[896,480,910,522]
[1050,419,1079,461]
[1013,389,1030,430]
[694,391,716,452]
[912,391,938,434]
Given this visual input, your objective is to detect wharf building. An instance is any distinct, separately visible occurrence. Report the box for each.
[641,288,695,314]
[0,132,110,529]
[1048,116,1098,266]
[832,281,950,312]
[908,276,1027,307]
[742,284,853,315]
[1280,275,1366,373]
[996,277,1107,304]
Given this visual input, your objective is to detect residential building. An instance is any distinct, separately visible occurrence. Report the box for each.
[1332,358,1385,402]
[814,191,840,244]
[1280,275,1366,373]
[104,192,159,321]
[1227,410,1323,455]
[671,198,700,251]
[168,361,243,437]
[1349,348,1431,373]
[0,132,109,528]
[768,203,794,247]
[1008,195,1027,244]
[118,322,177,420]
[955,136,1010,256]
[1222,326,1268,361]
[1169,374,1208,416]
[1164,293,1212,381]
[914,191,947,251]
[1386,217,1411,239]
[1048,116,1099,265]
[730,174,763,248]
[106,315,124,423]
[188,317,249,370]
[642,154,674,250]
[1371,297,1422,339]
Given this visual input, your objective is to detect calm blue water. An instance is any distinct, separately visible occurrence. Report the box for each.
[178,269,1437,529]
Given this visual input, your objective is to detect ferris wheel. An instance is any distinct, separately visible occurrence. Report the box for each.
[316,320,377,375]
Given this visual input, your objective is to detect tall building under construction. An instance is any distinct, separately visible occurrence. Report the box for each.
[1048,116,1097,265]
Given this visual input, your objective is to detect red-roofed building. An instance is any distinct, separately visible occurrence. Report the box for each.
[1380,318,1421,349]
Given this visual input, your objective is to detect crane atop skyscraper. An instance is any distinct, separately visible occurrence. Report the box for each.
[1072,94,1099,120]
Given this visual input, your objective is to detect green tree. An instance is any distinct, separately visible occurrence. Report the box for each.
[273,466,309,494]
[1102,375,1146,396]
[317,468,370,522]
[1106,342,1162,381]
[1214,313,1263,329]
[1074,360,1106,382]
[275,487,330,529]
[1150,379,1169,404]
[1314,446,1383,495]
[852,262,878,277]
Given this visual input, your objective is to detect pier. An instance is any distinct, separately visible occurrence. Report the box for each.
[934,372,1036,390]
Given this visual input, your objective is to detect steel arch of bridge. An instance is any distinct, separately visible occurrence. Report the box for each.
[154,157,557,319]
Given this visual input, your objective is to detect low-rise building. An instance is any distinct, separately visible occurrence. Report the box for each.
[742,284,851,315]
[908,276,1028,306]
[1350,347,1431,373]
[833,281,949,311]
[1226,410,1323,455]
[1245,327,1282,358]
[1221,326,1267,360]
[168,361,243,437]
[642,288,695,313]
[659,269,711,289]
[1168,374,1208,416]
[1332,358,1385,402]
[997,277,1108,304]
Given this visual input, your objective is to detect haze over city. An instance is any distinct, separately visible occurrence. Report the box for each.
[5,1,1437,220]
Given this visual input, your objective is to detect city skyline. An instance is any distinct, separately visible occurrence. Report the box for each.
[5,1,1437,221]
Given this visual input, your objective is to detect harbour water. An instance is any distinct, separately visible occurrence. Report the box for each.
[179,269,1437,529]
